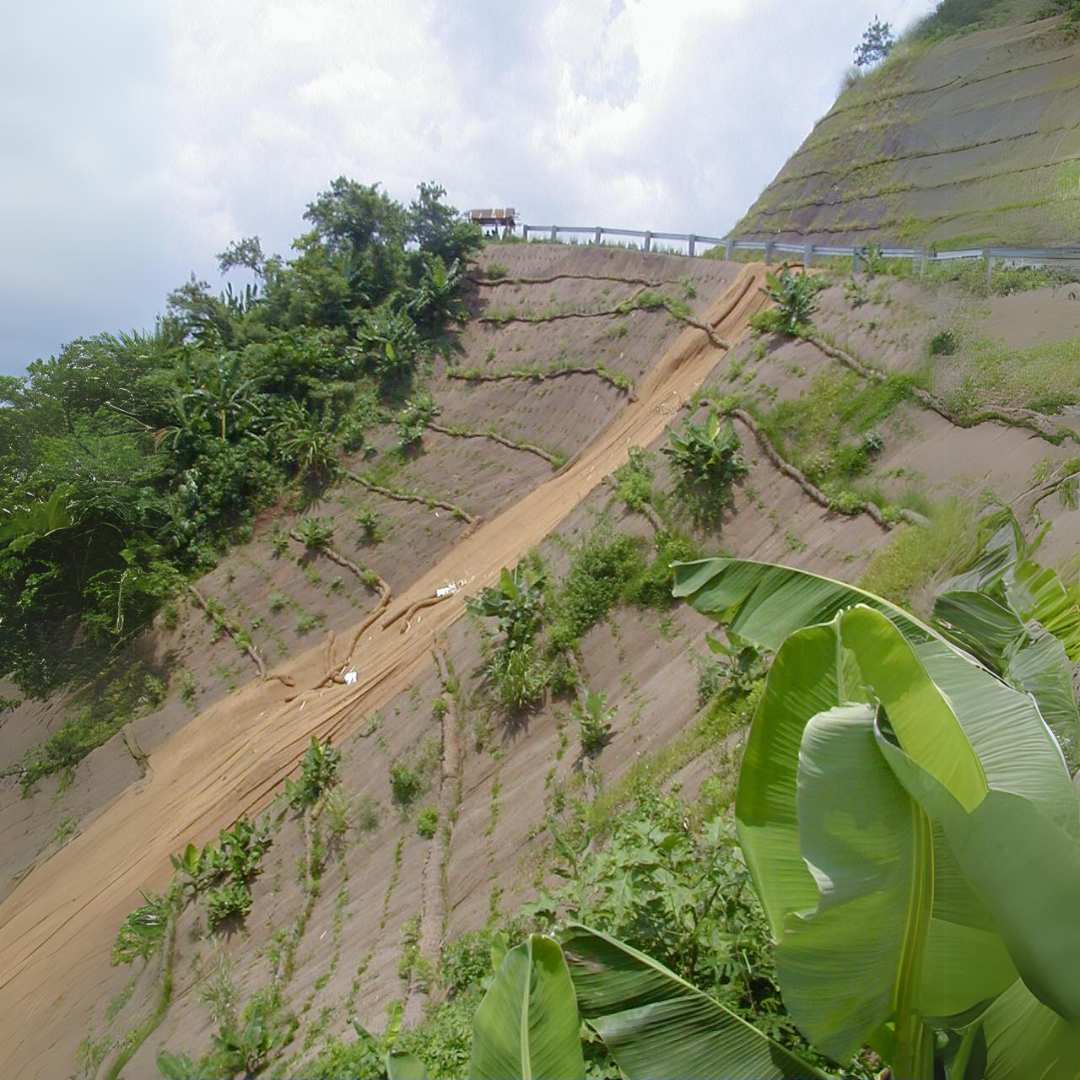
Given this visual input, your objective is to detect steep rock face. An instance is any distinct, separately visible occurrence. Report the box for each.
[734,13,1080,248]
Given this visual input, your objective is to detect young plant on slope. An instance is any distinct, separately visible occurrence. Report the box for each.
[754,265,821,336]
[467,562,549,712]
[662,410,749,523]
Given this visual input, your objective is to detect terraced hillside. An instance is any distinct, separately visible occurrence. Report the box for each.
[733,6,1080,247]
[3,238,1080,1079]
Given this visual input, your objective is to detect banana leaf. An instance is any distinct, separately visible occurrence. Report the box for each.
[468,933,585,1080]
[561,923,833,1079]
[672,557,933,653]
[386,1051,428,1079]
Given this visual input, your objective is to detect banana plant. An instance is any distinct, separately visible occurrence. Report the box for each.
[673,546,1080,1079]
[462,928,828,1080]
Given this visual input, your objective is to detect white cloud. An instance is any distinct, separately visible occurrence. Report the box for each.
[1,0,936,374]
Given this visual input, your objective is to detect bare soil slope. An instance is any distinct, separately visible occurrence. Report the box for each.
[0,261,766,1080]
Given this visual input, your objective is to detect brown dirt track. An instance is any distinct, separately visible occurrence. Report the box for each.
[0,265,769,1080]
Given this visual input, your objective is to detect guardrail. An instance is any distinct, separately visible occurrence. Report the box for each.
[515,224,1080,280]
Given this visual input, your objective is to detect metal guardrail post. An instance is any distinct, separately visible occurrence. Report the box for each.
[920,248,928,276]
[764,240,774,265]
[688,234,697,258]
[550,226,558,242]
[594,226,602,245]
[804,243,814,268]
[725,238,734,260]
[853,247,862,274]
[522,225,529,242]
[984,248,993,289]
[643,230,652,253]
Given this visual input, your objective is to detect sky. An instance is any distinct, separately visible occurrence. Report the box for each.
[0,0,937,376]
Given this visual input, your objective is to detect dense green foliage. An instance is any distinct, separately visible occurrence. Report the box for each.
[0,178,479,703]
[676,524,1080,1077]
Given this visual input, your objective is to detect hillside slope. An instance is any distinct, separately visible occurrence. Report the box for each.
[3,239,1080,1078]
[733,10,1080,248]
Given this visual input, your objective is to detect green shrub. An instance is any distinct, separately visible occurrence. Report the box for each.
[612,447,655,513]
[112,891,171,965]
[284,736,341,810]
[549,533,646,649]
[762,267,820,335]
[662,411,749,523]
[748,308,787,336]
[467,563,546,652]
[626,531,701,609]
[390,762,424,808]
[929,328,958,356]
[205,881,253,929]
[824,486,866,515]
[695,635,768,706]
[488,642,549,712]
[440,931,496,996]
[396,393,439,451]
[208,986,297,1077]
[295,612,323,636]
[296,517,334,550]
[572,689,615,757]
[355,506,385,543]
[416,806,439,839]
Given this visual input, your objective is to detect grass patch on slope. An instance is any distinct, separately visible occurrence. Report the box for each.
[909,0,1053,41]
[937,334,1080,418]
[858,498,980,609]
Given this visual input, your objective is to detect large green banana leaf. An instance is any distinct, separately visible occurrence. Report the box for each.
[936,508,1080,659]
[672,557,933,652]
[468,933,586,1080]
[930,510,1080,748]
[560,923,833,1079]
[675,553,1080,1076]
[978,979,1080,1080]
[674,550,1080,753]
[385,1051,428,1079]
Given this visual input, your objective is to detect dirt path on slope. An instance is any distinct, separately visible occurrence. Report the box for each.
[0,264,767,1080]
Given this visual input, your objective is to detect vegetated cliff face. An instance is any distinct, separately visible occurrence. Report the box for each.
[733,11,1080,248]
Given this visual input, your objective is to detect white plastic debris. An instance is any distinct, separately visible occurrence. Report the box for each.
[435,583,460,599]
[343,669,358,686]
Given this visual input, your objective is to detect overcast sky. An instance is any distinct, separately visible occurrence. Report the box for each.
[1,0,937,376]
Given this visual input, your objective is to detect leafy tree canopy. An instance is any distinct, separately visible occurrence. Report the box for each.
[0,178,480,699]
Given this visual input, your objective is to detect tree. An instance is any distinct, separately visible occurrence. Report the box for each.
[854,16,895,67]
[217,235,266,278]
[409,181,482,265]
